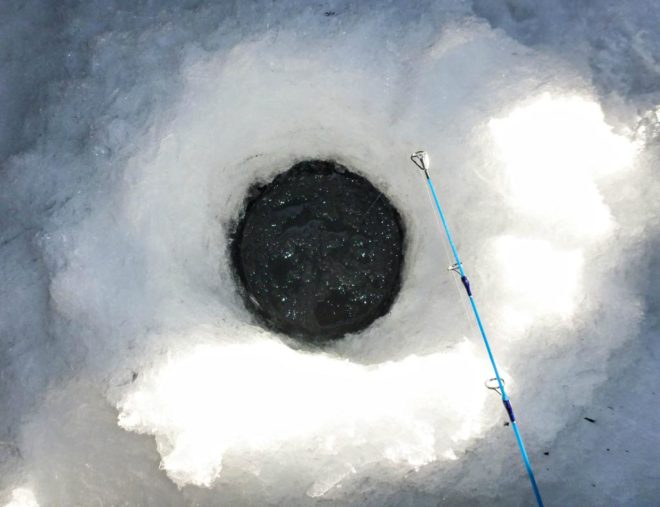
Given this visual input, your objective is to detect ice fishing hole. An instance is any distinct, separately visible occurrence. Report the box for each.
[230,159,404,343]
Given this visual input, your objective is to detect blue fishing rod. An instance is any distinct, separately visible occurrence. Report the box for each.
[411,151,544,507]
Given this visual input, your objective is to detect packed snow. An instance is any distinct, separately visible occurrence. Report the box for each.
[1,1,659,506]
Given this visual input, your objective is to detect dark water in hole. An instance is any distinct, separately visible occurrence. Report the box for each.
[231,160,404,342]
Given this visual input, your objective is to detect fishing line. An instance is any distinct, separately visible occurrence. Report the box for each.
[359,191,383,225]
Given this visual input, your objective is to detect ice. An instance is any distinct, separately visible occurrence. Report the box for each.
[1,1,659,506]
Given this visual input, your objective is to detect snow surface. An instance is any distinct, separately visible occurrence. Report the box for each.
[1,1,659,506]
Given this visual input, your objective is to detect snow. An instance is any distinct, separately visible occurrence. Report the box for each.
[2,489,38,507]
[1,1,659,506]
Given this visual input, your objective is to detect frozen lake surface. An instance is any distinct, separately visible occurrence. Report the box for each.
[1,1,659,505]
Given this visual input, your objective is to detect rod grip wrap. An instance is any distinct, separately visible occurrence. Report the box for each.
[503,399,516,423]
[461,275,472,296]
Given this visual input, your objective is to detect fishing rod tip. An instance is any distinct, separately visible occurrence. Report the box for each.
[410,151,430,171]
